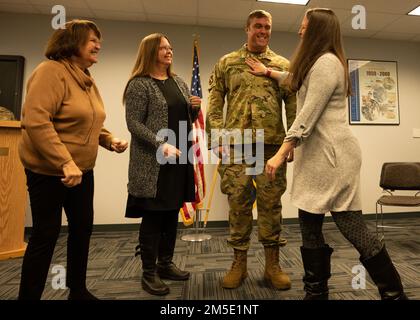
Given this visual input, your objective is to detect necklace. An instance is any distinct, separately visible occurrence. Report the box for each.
[154,77,168,86]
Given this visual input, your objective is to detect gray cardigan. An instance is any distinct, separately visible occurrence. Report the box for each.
[125,75,199,198]
[284,53,362,213]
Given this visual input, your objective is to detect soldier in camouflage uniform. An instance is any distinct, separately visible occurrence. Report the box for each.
[206,10,296,290]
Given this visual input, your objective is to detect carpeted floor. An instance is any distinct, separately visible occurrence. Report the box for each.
[0,217,419,300]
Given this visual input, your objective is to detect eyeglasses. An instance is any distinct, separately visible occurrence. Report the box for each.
[159,46,173,52]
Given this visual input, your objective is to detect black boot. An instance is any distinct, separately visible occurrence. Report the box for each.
[141,271,170,296]
[156,230,190,281]
[300,245,334,300]
[360,245,408,300]
[157,262,190,281]
[138,234,170,296]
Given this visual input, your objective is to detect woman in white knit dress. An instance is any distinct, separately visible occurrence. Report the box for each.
[246,8,407,300]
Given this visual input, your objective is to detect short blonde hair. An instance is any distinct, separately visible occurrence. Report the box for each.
[246,10,272,27]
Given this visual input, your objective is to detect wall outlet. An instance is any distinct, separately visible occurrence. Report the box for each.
[413,128,420,138]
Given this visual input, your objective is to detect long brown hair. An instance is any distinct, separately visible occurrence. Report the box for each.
[286,8,351,96]
[44,19,101,61]
[123,33,174,103]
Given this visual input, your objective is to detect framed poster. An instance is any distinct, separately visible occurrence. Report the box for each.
[348,59,400,125]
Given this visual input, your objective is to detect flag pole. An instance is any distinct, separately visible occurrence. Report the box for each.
[181,34,211,242]
[192,33,201,221]
[192,34,212,227]
[192,33,200,69]
[203,159,220,227]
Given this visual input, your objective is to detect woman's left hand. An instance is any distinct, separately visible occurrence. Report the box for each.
[190,95,201,109]
[265,139,296,180]
[111,138,128,153]
[265,154,287,181]
[245,57,267,76]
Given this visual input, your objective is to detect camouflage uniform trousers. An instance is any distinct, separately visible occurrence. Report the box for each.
[217,144,287,251]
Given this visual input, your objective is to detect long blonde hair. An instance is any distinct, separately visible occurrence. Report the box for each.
[123,33,174,103]
[285,8,351,96]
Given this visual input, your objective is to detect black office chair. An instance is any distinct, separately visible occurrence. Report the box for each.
[376,162,420,240]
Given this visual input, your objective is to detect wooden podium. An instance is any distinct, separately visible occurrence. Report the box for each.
[0,121,27,260]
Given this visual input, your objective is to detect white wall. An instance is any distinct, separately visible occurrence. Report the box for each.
[1,12,419,226]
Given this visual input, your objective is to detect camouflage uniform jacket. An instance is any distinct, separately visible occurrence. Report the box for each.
[206,44,296,147]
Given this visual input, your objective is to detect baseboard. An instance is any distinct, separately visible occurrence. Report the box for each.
[23,211,420,235]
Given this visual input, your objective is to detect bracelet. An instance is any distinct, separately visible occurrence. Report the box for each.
[265,68,272,77]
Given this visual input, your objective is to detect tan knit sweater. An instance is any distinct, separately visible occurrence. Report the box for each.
[19,59,113,176]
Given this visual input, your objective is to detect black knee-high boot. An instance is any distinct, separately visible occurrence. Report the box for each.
[300,245,334,300]
[156,229,190,281]
[360,245,407,300]
[138,233,169,296]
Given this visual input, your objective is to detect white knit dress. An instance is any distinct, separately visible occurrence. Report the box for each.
[284,53,362,214]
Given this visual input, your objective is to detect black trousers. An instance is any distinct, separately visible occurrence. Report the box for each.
[139,209,179,238]
[18,169,94,300]
[138,209,179,270]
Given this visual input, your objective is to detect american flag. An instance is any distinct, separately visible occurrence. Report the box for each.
[180,39,206,226]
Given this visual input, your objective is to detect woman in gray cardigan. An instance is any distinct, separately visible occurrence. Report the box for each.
[248,9,407,300]
[123,33,201,296]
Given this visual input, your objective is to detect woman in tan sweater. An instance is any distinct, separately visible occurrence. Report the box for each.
[18,19,127,300]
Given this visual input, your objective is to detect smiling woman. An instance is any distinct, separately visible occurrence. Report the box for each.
[261,8,407,301]
[72,30,101,68]
[18,19,128,301]
[123,33,201,296]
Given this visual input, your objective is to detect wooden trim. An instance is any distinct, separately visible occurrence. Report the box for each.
[0,125,26,260]
[0,121,21,128]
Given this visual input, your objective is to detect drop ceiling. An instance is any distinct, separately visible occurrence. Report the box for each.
[0,0,419,42]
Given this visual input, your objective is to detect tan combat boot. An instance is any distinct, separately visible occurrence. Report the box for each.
[222,249,248,289]
[264,246,291,290]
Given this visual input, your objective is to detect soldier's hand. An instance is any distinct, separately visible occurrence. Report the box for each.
[245,57,267,76]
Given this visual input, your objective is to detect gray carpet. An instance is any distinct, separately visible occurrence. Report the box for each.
[0,217,419,300]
